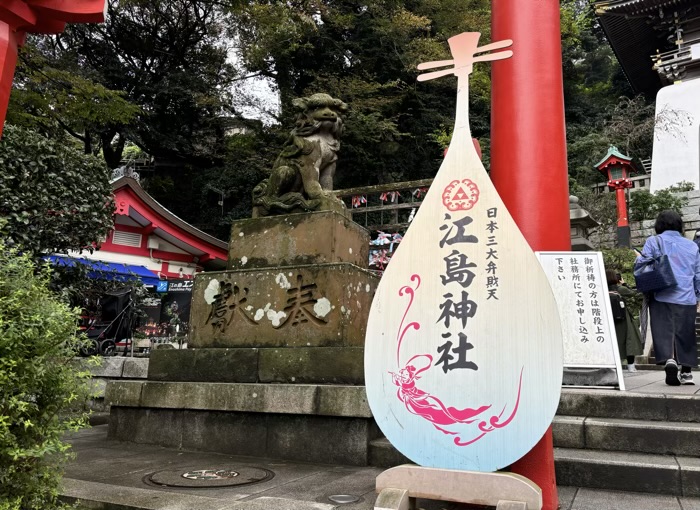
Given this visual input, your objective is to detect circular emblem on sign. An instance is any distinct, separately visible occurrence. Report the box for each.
[442,179,479,211]
[182,469,239,480]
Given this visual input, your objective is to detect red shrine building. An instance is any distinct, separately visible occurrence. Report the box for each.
[59,176,227,284]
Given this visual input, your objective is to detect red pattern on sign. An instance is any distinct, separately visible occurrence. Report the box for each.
[442,179,479,211]
[391,274,523,446]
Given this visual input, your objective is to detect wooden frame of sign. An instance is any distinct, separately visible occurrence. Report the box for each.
[536,251,626,390]
[365,31,564,485]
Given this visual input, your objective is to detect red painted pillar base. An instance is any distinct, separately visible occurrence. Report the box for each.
[0,21,19,135]
[491,0,570,509]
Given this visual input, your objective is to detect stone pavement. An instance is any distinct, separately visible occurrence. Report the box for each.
[63,421,700,510]
[624,368,700,395]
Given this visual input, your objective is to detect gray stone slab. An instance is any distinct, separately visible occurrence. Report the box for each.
[316,385,372,418]
[90,378,108,398]
[258,347,365,384]
[122,358,149,379]
[247,465,382,507]
[585,417,700,456]
[558,390,667,421]
[108,407,184,449]
[553,416,585,449]
[557,486,578,510]
[64,449,174,482]
[570,488,681,510]
[148,348,260,383]
[368,438,411,469]
[622,371,664,390]
[678,457,700,497]
[230,497,335,510]
[266,414,375,466]
[180,410,268,457]
[91,357,125,378]
[105,380,143,407]
[665,396,700,424]
[680,497,700,510]
[109,381,372,418]
[61,478,243,510]
[554,448,681,495]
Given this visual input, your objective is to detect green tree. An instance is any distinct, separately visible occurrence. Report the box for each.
[0,241,93,510]
[24,0,237,168]
[628,183,694,221]
[7,45,141,165]
[0,125,114,255]
[230,0,492,187]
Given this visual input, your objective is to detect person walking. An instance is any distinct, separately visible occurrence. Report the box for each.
[635,210,700,385]
[606,270,643,372]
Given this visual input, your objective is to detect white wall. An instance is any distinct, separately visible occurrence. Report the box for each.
[650,80,700,192]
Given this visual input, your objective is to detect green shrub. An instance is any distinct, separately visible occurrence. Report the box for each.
[628,182,693,221]
[0,241,92,510]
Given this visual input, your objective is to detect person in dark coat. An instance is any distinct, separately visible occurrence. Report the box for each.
[635,210,700,386]
[606,269,643,372]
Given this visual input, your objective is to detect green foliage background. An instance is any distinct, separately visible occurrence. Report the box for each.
[0,242,92,510]
[6,0,660,240]
[0,125,114,255]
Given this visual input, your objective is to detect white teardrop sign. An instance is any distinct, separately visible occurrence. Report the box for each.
[364,32,564,472]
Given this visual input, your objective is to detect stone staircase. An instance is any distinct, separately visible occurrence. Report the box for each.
[368,389,700,496]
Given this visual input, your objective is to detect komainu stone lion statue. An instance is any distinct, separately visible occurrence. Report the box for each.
[252,93,349,217]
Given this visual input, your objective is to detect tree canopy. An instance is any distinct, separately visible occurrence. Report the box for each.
[6,0,656,238]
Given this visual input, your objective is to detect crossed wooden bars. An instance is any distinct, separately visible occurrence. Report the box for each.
[0,0,106,136]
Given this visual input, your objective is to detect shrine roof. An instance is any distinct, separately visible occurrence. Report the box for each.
[595,0,696,16]
[112,177,228,266]
[593,0,699,95]
[594,146,634,169]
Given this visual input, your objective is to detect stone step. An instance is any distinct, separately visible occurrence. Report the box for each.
[558,388,700,423]
[554,448,700,497]
[370,415,700,469]
[369,439,700,496]
[368,437,410,468]
[553,416,700,456]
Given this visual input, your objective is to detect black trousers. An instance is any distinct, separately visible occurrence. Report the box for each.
[650,299,698,368]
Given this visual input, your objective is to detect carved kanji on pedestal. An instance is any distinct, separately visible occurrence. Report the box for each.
[0,0,106,135]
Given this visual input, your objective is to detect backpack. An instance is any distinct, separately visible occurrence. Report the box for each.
[609,291,625,322]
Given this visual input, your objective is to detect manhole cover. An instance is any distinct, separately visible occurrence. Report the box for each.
[146,466,274,488]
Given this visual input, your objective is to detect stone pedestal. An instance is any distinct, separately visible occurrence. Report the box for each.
[107,211,380,464]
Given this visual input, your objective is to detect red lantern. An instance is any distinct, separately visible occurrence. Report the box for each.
[595,146,638,247]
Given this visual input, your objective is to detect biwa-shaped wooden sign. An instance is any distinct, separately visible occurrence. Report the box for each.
[364,33,564,472]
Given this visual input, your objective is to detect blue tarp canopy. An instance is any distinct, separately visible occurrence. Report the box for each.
[45,255,160,287]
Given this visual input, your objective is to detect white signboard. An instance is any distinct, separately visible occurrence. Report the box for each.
[365,32,564,473]
[537,252,625,388]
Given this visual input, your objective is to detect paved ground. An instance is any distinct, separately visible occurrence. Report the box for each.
[624,367,700,394]
[62,370,700,509]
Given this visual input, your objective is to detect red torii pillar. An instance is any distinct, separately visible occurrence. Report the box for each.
[0,0,106,136]
[490,1,570,509]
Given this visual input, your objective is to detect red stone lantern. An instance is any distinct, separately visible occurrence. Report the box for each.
[594,146,638,247]
[0,0,107,136]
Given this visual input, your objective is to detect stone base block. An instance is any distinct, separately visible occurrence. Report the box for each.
[148,347,365,384]
[189,264,378,348]
[228,211,369,270]
[109,407,377,466]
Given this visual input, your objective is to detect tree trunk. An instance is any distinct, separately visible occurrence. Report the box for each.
[101,130,126,169]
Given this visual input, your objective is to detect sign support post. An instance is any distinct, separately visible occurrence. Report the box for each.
[491,1,571,509]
